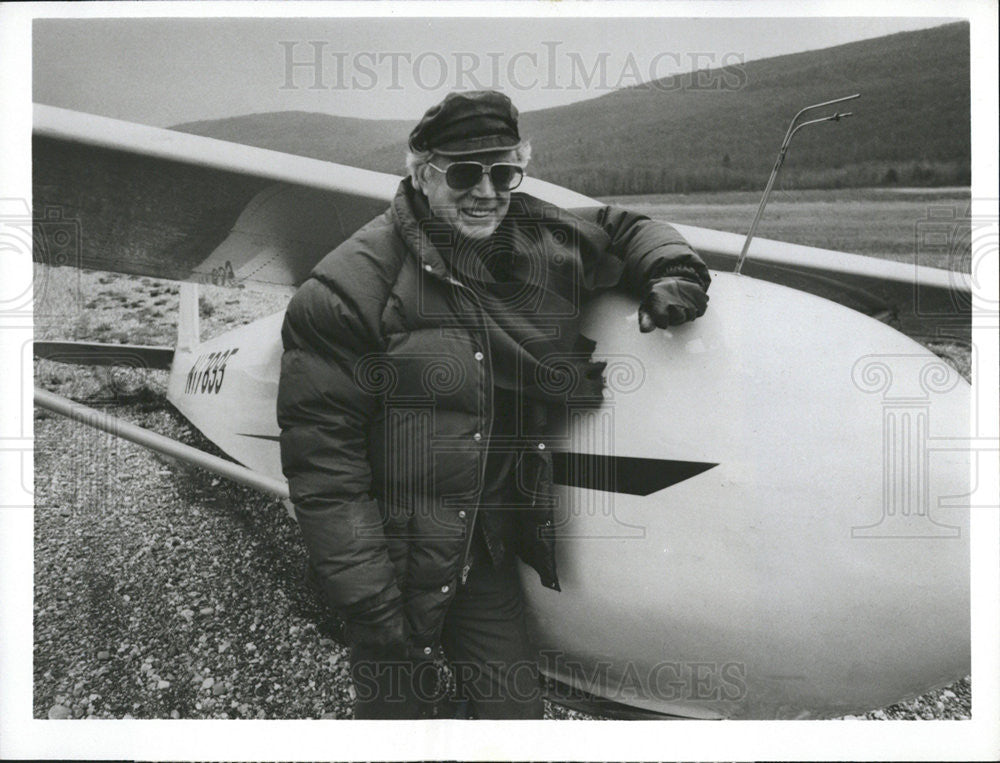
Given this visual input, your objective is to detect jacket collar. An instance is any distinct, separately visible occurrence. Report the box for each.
[391,178,466,283]
[390,178,615,291]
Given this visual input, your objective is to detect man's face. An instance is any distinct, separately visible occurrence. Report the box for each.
[417,150,518,240]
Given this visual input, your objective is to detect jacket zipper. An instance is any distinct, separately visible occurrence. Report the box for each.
[444,274,493,586]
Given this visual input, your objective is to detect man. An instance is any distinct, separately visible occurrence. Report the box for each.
[277,90,710,719]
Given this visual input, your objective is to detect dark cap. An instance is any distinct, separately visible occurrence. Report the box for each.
[408,90,522,156]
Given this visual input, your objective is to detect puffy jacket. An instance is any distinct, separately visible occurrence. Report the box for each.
[277,179,710,653]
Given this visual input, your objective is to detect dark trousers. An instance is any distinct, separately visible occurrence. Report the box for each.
[440,553,544,719]
[350,553,543,720]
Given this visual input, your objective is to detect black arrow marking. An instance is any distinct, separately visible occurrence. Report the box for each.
[240,434,716,497]
[551,453,717,496]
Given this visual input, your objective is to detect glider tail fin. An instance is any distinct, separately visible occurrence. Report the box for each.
[177,281,200,353]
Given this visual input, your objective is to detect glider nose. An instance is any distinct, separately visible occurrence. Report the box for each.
[523,279,971,719]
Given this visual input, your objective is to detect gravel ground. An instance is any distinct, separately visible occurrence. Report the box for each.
[34,381,339,720]
[31,266,973,721]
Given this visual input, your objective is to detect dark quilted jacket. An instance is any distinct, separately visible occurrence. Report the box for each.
[277,179,710,652]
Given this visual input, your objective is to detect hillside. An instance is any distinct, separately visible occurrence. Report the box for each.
[172,110,412,167]
[173,22,969,195]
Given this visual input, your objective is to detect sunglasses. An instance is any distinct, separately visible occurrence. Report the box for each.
[427,161,525,191]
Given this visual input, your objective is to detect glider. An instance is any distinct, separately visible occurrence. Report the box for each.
[32,103,973,719]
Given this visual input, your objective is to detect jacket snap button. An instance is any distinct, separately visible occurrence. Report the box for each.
[423,264,433,272]
[458,510,466,519]
[423,646,432,655]
[473,433,482,442]
[474,351,484,361]
[441,585,450,593]
[537,442,546,450]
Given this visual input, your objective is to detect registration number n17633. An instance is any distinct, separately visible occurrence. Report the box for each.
[184,348,239,394]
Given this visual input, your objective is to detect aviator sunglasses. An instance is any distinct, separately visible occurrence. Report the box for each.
[427,160,525,192]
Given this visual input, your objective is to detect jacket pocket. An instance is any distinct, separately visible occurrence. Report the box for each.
[518,447,554,509]
[513,448,560,591]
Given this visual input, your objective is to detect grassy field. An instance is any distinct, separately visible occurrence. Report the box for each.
[31,188,973,721]
[34,268,288,349]
[602,187,972,265]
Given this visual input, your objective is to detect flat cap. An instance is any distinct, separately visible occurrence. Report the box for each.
[408,90,522,156]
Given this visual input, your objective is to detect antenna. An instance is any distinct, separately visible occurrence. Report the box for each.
[733,94,860,276]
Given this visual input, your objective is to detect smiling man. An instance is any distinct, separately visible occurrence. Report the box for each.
[416,152,522,239]
[277,90,711,719]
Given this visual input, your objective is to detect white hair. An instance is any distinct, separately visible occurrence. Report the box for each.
[406,142,533,188]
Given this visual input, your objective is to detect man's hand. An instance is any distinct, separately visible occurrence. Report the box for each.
[638,277,709,332]
[341,592,408,654]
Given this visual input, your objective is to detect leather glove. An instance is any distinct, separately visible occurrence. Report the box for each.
[638,277,709,332]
